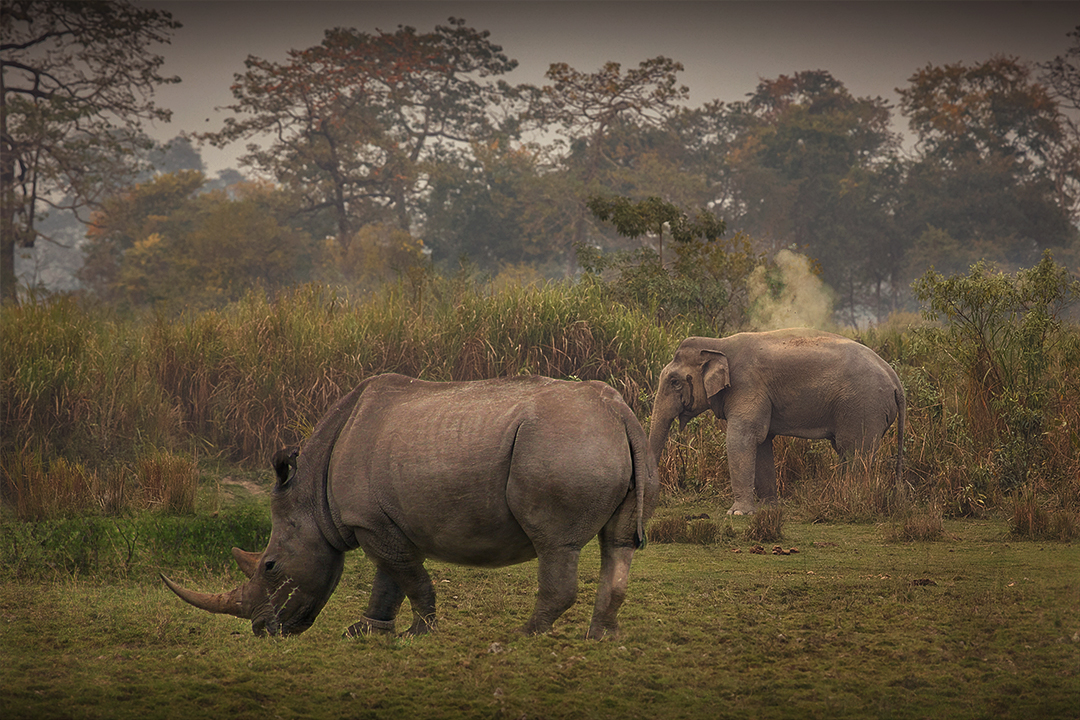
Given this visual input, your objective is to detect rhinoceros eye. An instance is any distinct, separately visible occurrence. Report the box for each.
[264,560,276,573]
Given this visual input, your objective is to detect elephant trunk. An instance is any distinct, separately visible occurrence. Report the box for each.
[649,410,677,468]
[160,573,253,619]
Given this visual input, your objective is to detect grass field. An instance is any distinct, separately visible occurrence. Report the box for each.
[2,491,1077,720]
[2,269,1078,718]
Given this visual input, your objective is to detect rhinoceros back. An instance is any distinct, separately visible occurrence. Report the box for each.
[324,375,636,567]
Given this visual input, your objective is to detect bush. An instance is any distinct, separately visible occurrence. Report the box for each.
[0,503,270,581]
[744,504,784,543]
[913,251,1080,497]
[4,255,1079,526]
[648,515,689,544]
[885,505,945,542]
[1009,489,1080,541]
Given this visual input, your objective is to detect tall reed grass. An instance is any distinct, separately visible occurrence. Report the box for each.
[2,279,679,519]
[3,273,1078,525]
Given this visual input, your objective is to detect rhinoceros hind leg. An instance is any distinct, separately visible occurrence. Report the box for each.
[521,546,581,635]
[586,542,635,640]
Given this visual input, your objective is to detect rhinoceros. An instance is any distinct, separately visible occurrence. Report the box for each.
[162,373,658,639]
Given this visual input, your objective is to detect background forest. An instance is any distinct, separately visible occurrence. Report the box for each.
[2,4,1080,526]
[4,6,1078,325]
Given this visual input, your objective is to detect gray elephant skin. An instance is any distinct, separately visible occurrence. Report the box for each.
[649,329,905,515]
[162,373,658,639]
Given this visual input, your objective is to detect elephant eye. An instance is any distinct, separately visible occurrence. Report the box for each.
[264,560,276,573]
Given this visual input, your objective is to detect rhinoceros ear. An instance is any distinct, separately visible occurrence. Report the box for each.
[271,446,299,487]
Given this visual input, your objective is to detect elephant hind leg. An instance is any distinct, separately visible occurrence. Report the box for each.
[755,438,777,504]
[834,418,884,459]
[522,546,580,636]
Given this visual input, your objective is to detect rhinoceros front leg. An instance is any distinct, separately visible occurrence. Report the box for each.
[345,562,436,638]
[344,566,406,637]
[522,546,580,635]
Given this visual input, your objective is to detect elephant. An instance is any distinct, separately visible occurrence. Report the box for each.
[162,373,658,639]
[649,329,905,515]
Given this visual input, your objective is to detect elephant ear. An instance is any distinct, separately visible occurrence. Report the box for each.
[700,350,730,398]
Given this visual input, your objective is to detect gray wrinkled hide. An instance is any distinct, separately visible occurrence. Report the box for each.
[650,329,905,515]
[166,374,658,640]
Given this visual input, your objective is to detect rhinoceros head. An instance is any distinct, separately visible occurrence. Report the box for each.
[162,447,346,636]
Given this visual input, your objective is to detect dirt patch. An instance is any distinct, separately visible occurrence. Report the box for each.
[220,476,267,496]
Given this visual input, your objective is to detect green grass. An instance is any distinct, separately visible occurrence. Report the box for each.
[2,509,1077,720]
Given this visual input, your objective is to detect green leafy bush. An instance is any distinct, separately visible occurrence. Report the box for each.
[912,251,1080,500]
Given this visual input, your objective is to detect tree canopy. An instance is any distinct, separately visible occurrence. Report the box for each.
[1,0,181,302]
[7,10,1077,328]
[200,18,517,247]
[896,55,1078,279]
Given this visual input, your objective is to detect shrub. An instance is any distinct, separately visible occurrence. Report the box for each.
[744,504,784,543]
[885,505,945,542]
[647,515,689,544]
[685,518,722,545]
[137,451,198,515]
[913,251,1080,496]
[0,503,270,581]
[1009,489,1079,541]
[796,452,910,523]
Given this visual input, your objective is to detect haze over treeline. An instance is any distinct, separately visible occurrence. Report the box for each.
[3,2,1078,326]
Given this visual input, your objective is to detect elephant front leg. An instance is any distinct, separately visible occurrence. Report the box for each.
[522,546,580,635]
[725,425,759,515]
[755,438,777,505]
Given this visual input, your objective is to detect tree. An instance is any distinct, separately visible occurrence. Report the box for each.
[897,56,1079,268]
[81,172,320,308]
[201,18,517,247]
[586,194,724,267]
[688,71,901,322]
[524,57,690,272]
[1038,25,1080,224]
[0,0,181,302]
[1040,25,1080,111]
[421,137,560,271]
[582,195,757,332]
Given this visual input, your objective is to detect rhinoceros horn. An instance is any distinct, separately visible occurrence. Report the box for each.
[160,573,251,618]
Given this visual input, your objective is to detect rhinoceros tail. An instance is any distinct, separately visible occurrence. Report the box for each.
[624,406,656,550]
[591,382,656,550]
[894,385,906,487]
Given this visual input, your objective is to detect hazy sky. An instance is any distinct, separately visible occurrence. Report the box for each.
[141,1,1078,173]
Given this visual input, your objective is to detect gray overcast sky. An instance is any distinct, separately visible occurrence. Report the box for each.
[141,1,1079,174]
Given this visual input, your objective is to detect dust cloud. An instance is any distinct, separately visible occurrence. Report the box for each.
[747,249,834,330]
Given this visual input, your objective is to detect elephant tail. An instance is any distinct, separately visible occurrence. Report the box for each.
[894,386,906,486]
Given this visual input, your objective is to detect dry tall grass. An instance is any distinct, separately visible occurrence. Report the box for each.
[3,276,1079,523]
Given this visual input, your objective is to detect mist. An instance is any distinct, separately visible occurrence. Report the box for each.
[747,249,835,331]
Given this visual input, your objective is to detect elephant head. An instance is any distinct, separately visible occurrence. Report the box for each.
[161,447,346,636]
[649,337,730,461]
